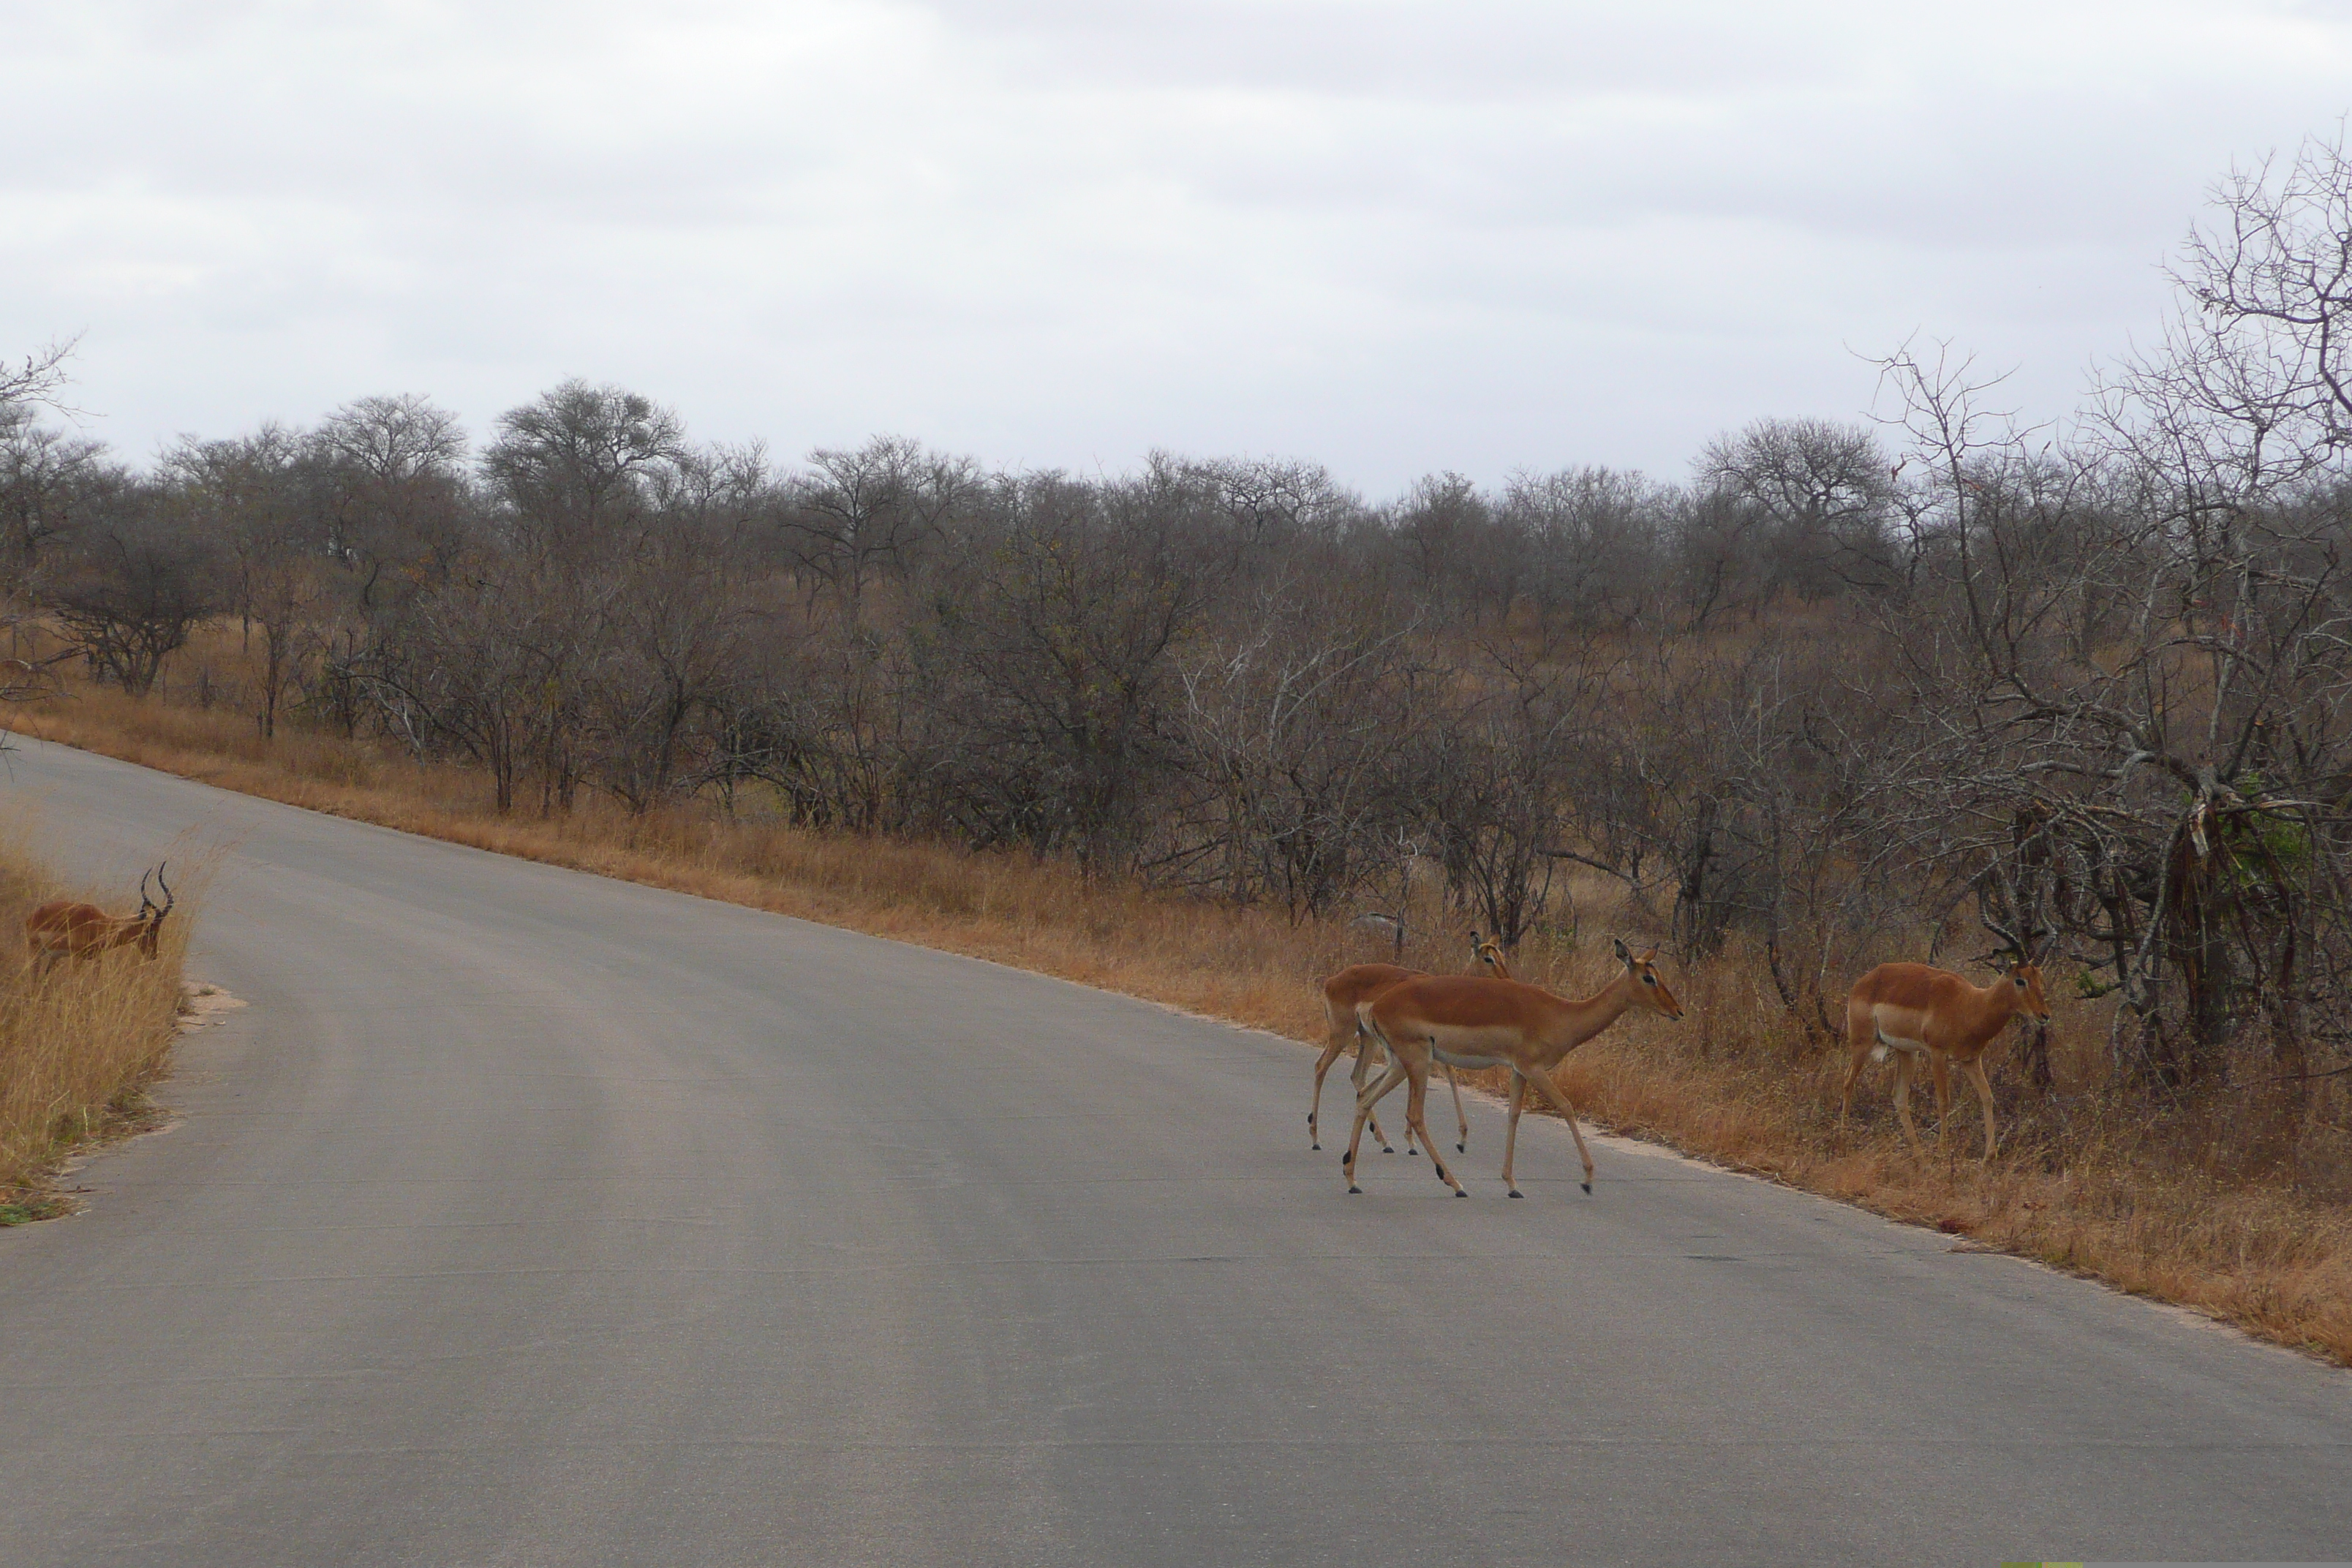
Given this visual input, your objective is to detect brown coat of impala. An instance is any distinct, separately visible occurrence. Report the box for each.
[1309,935,1511,1155]
[1347,938,1683,1198]
[1839,940,2049,1162]
[24,864,176,974]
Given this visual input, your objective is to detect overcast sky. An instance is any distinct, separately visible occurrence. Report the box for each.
[7,1,2351,496]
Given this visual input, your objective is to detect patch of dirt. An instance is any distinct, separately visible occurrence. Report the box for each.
[177,979,246,1031]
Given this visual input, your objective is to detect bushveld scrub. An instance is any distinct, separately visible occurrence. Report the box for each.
[12,140,2352,1356]
[0,827,189,1221]
[14,649,2352,1364]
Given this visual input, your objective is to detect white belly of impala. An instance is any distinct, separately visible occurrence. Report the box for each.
[1869,1006,1931,1063]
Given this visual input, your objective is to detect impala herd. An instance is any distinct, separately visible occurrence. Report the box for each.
[1319,918,2051,1198]
[18,863,2050,1199]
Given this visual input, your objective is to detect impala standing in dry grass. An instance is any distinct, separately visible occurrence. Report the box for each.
[23,864,175,974]
[1346,938,1684,1198]
[1839,919,2051,1161]
[1308,934,1512,1155]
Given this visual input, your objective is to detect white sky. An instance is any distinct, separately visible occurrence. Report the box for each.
[7,0,2351,496]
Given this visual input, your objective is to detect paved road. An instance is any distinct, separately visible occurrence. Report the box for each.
[1,736,2347,1567]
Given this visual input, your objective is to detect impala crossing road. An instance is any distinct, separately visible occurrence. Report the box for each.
[2,736,2347,1566]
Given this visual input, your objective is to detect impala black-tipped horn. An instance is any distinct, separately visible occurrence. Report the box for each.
[137,867,157,917]
[1980,910,2027,965]
[151,862,174,919]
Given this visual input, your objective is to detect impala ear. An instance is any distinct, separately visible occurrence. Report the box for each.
[1640,946,1659,964]
[1612,936,1632,965]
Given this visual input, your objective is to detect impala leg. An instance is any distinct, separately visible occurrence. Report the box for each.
[1928,1050,1955,1153]
[1360,1028,1411,1155]
[1401,1060,1466,1196]
[1963,1057,1999,1162]
[1499,1071,1529,1197]
[1523,1066,1597,1194]
[1891,1051,1926,1157]
[1350,1030,1396,1153]
[1308,1028,1349,1149]
[1838,1036,1872,1139]
[1444,1064,1469,1153]
[1344,1057,1411,1194]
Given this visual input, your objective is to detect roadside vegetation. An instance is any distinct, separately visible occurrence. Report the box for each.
[0,834,189,1222]
[7,138,2352,1356]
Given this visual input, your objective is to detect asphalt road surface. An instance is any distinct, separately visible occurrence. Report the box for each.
[1,735,2347,1567]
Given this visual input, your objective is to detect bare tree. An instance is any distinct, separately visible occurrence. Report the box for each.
[313,393,472,603]
[45,488,222,695]
[782,435,976,608]
[1700,418,1899,600]
[165,426,321,736]
[483,381,685,554]
[919,472,1229,869]
[1175,577,1420,916]
[2162,129,2352,480]
[362,561,541,812]
[0,337,80,421]
[0,414,110,581]
[1498,465,1666,629]
[581,540,755,814]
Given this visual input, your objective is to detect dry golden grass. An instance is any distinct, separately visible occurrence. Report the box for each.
[0,827,191,1222]
[12,647,2352,1364]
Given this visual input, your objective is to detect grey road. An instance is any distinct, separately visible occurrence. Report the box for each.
[1,736,2346,1568]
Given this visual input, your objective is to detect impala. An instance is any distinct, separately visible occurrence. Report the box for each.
[1308,934,1512,1155]
[1838,919,2050,1162]
[1346,938,1683,1198]
[25,864,176,974]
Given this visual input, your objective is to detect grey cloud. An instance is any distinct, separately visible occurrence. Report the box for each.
[4,0,2349,487]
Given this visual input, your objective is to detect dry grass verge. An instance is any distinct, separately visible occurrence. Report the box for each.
[12,673,2352,1364]
[0,827,191,1223]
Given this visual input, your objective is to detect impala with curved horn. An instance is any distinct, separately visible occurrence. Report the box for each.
[1308,933,1511,1155]
[1838,915,2051,1161]
[24,864,176,974]
[1346,938,1684,1198]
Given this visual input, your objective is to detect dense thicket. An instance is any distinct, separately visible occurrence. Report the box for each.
[13,137,2352,1121]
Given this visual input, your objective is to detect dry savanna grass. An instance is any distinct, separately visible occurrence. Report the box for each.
[0,827,191,1222]
[12,651,2352,1364]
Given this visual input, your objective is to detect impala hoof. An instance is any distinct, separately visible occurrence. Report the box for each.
[1507,1189,1523,1199]
[1310,1141,1321,1150]
[1347,1185,1362,1194]
[1405,1147,1418,1157]
[1456,1142,1466,1153]
[1452,1188,1467,1198]
[1580,1180,1593,1194]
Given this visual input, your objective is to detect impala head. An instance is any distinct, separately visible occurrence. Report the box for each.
[1469,930,1510,978]
[135,863,174,958]
[1612,936,1684,1020]
[2005,956,2051,1021]
[1980,914,2051,1023]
